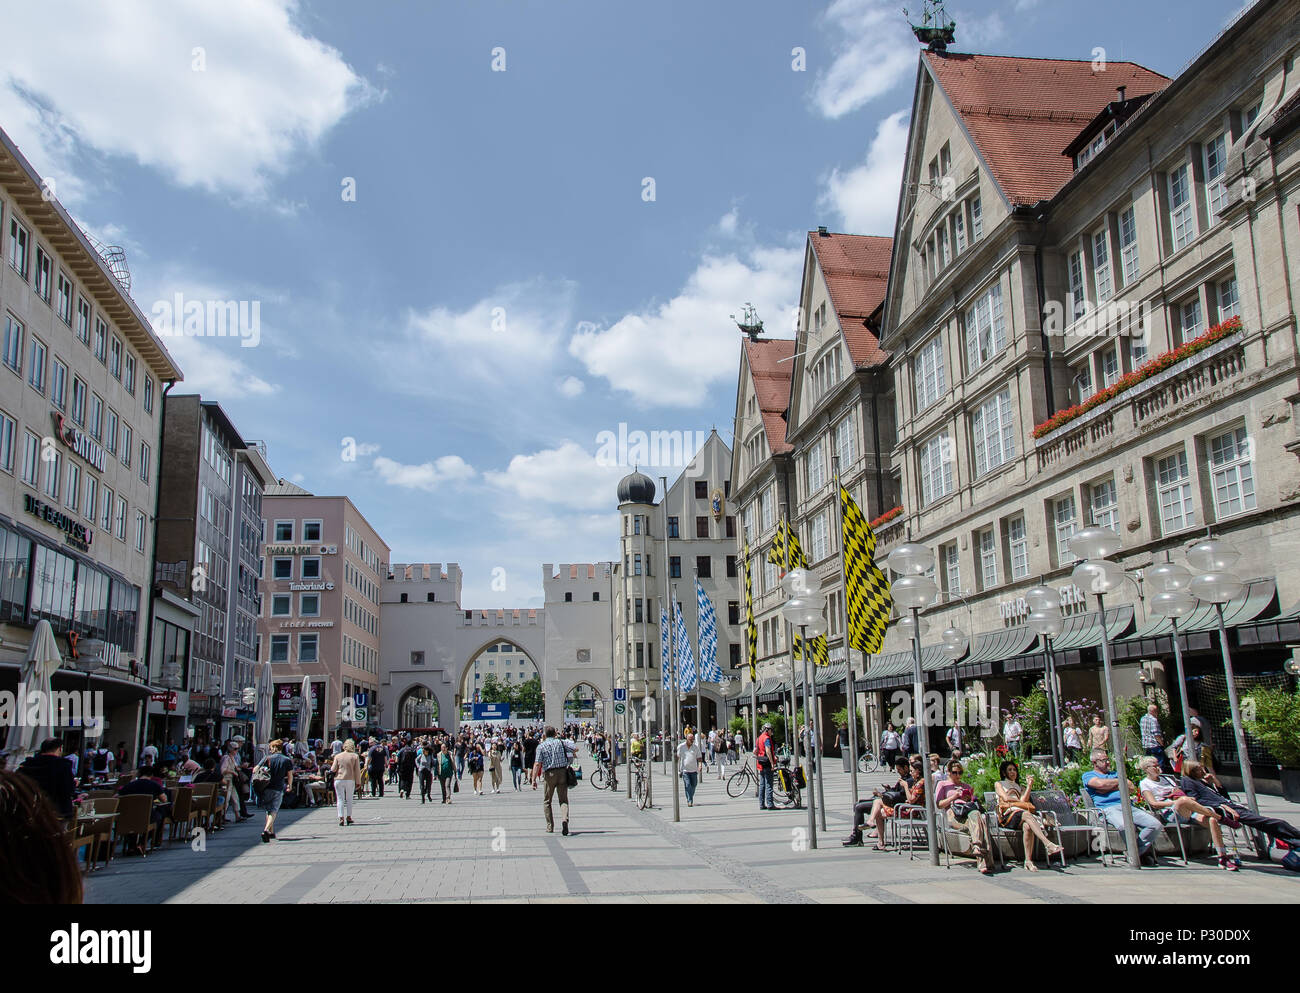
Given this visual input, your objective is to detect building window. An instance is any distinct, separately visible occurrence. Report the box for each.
[21,431,39,485]
[1209,427,1255,519]
[696,555,712,579]
[964,283,1006,372]
[64,462,79,511]
[3,314,23,373]
[1092,229,1113,303]
[667,516,679,538]
[298,634,318,663]
[726,515,736,538]
[84,475,96,520]
[810,512,830,562]
[27,337,46,393]
[120,425,132,468]
[8,219,29,278]
[301,557,321,580]
[270,635,289,662]
[1168,163,1196,252]
[1054,494,1079,566]
[919,431,954,507]
[303,520,322,541]
[1089,477,1119,532]
[274,520,293,542]
[134,511,147,552]
[34,247,51,302]
[1069,250,1087,321]
[139,442,150,483]
[105,410,118,456]
[806,440,826,493]
[694,480,708,499]
[696,516,709,538]
[1007,517,1029,580]
[51,358,66,409]
[143,376,154,414]
[670,556,682,579]
[93,318,107,363]
[971,388,1016,477]
[1177,296,1204,345]
[1101,347,1120,389]
[726,554,737,578]
[88,394,103,442]
[75,298,91,345]
[109,336,123,379]
[971,196,983,240]
[834,415,856,467]
[271,594,291,616]
[114,496,127,541]
[0,411,14,475]
[914,334,945,412]
[977,528,997,590]
[272,557,293,580]
[1119,205,1140,285]
[123,353,136,395]
[1204,133,1228,226]
[1156,450,1195,534]
[1217,277,1239,322]
[71,378,86,425]
[300,594,320,617]
[44,451,61,501]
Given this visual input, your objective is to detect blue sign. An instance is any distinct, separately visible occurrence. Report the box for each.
[472,702,510,721]
[613,688,627,701]
[354,692,368,707]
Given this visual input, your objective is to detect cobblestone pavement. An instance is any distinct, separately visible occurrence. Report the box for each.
[84,754,1300,903]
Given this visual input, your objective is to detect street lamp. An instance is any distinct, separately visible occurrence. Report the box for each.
[1069,524,1143,868]
[1186,537,1257,812]
[940,625,968,745]
[886,541,940,866]
[1148,558,1198,768]
[782,567,828,848]
[1026,584,1066,767]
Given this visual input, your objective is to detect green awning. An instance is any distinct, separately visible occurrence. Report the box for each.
[1128,578,1277,638]
[1049,604,1135,650]
[966,625,1040,665]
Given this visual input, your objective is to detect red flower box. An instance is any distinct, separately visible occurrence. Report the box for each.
[1032,317,1242,439]
[869,506,904,530]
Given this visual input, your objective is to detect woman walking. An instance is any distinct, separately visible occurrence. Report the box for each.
[1063,717,1084,762]
[468,740,486,795]
[416,743,435,804]
[437,744,455,803]
[331,740,361,826]
[488,741,504,794]
[509,740,524,791]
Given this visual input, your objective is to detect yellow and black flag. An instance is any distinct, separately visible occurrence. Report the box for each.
[743,539,757,681]
[840,486,892,654]
[766,519,829,665]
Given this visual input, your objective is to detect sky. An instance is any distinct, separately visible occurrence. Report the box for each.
[0,0,1255,606]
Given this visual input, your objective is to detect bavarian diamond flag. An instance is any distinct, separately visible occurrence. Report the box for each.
[695,578,724,683]
[743,540,757,681]
[765,519,829,665]
[673,598,697,693]
[660,605,672,695]
[840,486,892,654]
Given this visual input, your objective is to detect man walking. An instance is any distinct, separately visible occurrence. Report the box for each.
[366,738,387,797]
[678,731,703,806]
[1003,715,1023,759]
[755,722,776,811]
[902,716,920,758]
[533,726,574,835]
[1140,704,1170,773]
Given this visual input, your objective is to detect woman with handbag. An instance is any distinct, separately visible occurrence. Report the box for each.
[994,761,1064,870]
[219,741,249,824]
[468,740,486,795]
[936,760,993,874]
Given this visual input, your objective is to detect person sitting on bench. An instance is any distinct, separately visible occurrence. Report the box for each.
[1180,761,1300,873]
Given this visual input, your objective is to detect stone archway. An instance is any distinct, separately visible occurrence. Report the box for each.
[457,636,543,721]
[395,685,440,728]
[562,682,603,722]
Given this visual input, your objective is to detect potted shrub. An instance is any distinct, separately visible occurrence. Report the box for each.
[1241,686,1300,801]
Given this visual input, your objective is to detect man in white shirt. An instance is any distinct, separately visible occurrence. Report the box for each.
[677,732,703,807]
[141,742,159,767]
[1003,718,1023,758]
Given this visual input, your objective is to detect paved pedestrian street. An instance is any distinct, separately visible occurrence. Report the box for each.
[85,756,1300,904]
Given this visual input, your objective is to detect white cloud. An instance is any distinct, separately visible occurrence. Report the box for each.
[811,0,919,119]
[398,278,576,383]
[557,376,585,398]
[568,246,801,407]
[484,442,625,511]
[818,109,910,236]
[0,0,374,202]
[717,208,739,237]
[373,455,476,492]
[161,335,278,398]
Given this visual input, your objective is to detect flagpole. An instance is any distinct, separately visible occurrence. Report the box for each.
[658,476,672,817]
[692,568,702,741]
[744,529,758,753]
[832,460,861,806]
[779,511,801,790]
[670,583,682,822]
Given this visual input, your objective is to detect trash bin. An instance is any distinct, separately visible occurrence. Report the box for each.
[841,749,852,772]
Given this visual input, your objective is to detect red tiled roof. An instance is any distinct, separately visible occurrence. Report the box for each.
[743,338,796,455]
[807,232,892,368]
[924,52,1170,205]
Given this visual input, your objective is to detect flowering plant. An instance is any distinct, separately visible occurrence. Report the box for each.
[1032,316,1242,439]
[869,506,904,530]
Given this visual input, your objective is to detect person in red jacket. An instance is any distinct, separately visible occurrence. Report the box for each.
[755,723,776,810]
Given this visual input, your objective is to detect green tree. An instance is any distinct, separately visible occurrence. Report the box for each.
[480,674,515,706]
[1241,686,1300,767]
[516,677,544,719]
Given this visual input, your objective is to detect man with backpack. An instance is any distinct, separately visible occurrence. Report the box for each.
[396,739,418,799]
[366,739,388,797]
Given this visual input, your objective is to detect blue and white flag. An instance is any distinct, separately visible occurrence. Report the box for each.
[674,599,697,693]
[695,579,724,684]
[660,605,672,694]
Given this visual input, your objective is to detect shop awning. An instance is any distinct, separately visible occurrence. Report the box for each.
[859,644,946,688]
[1129,578,1277,639]
[754,678,782,699]
[1050,604,1135,651]
[965,625,1040,665]
[814,661,848,687]
[1237,598,1300,648]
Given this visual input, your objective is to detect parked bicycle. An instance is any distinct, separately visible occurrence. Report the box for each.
[858,749,879,774]
[590,755,619,791]
[773,757,803,809]
[726,759,757,798]
[631,757,649,809]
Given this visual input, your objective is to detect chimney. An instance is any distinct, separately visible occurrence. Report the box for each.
[1116,85,1126,103]
[817,226,829,237]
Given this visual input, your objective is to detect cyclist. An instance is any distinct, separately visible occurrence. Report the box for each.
[755,722,777,811]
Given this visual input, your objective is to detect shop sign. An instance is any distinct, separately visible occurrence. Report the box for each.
[264,544,338,556]
[221,707,237,718]
[24,494,93,552]
[52,411,107,473]
[999,584,1087,624]
[289,582,335,592]
[278,620,334,629]
[275,681,321,713]
[149,690,178,711]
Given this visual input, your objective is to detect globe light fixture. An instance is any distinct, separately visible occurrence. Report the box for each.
[1070,558,1126,595]
[780,582,828,850]
[1068,524,1123,562]
[781,568,821,599]
[1147,561,1193,593]
[886,541,934,577]
[897,613,929,638]
[1024,585,1061,611]
[1186,536,1258,811]
[940,626,969,661]
[1027,607,1064,639]
[891,575,938,610]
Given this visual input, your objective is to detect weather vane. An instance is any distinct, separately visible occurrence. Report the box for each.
[904,1,957,52]
[732,302,764,342]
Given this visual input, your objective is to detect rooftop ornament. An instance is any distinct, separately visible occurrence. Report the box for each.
[905,1,957,53]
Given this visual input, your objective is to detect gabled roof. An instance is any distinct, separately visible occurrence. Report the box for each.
[807,231,892,368]
[742,338,796,455]
[924,52,1169,205]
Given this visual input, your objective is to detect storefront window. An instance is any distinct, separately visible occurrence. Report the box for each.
[30,544,76,631]
[0,526,31,623]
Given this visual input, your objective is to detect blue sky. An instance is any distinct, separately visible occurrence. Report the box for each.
[1,0,1252,605]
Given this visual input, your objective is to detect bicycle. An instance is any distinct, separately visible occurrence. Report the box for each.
[858,749,879,774]
[726,760,757,798]
[772,759,803,809]
[590,756,619,792]
[631,758,649,809]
